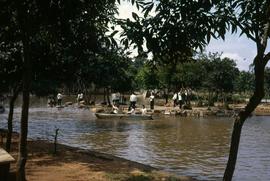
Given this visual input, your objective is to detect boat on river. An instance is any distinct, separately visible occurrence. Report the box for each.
[95,113,153,120]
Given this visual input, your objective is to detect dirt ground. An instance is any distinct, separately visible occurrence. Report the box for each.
[3,134,195,181]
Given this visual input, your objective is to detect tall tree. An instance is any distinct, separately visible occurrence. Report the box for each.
[220,1,270,180]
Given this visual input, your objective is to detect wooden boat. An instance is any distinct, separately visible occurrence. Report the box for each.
[95,113,153,120]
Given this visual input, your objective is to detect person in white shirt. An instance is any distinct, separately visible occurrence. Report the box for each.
[149,92,155,110]
[172,92,178,107]
[77,93,83,103]
[57,93,63,106]
[177,90,183,109]
[129,93,137,109]
[112,92,120,106]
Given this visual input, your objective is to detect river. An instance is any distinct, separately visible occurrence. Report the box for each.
[0,107,270,181]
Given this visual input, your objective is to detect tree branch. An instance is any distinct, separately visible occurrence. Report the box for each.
[233,20,257,42]
[263,52,270,66]
[261,4,270,65]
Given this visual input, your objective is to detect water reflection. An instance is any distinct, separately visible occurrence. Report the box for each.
[0,108,270,180]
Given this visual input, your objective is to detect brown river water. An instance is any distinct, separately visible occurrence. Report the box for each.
[0,106,270,181]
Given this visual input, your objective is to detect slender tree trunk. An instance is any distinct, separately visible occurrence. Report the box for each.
[16,78,30,181]
[223,59,265,181]
[16,3,32,180]
[6,87,20,152]
[103,88,106,103]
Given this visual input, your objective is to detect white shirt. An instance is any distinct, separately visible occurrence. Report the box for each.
[57,93,62,100]
[149,95,155,101]
[141,108,147,115]
[130,94,137,102]
[172,93,177,100]
[177,92,182,100]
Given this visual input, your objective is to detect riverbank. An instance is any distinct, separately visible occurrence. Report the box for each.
[91,102,270,118]
[4,133,195,181]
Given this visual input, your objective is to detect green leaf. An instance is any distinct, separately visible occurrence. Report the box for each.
[144,3,154,18]
[132,12,139,21]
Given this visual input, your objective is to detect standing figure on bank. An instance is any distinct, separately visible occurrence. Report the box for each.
[177,90,183,109]
[112,92,120,106]
[149,92,155,110]
[57,92,63,106]
[129,92,137,110]
[77,93,83,104]
[172,92,178,107]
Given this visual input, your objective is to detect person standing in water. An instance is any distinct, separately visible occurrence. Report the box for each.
[57,92,63,106]
[149,92,155,110]
[129,92,137,110]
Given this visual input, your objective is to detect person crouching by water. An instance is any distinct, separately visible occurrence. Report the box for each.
[111,104,119,114]
[141,105,147,115]
[127,107,135,114]
[129,92,137,110]
[149,92,155,110]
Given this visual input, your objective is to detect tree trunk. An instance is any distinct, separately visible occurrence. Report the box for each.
[103,88,106,103]
[6,87,20,152]
[16,79,30,181]
[16,3,32,180]
[223,59,265,181]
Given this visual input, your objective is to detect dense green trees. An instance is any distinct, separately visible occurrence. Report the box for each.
[134,52,239,95]
[235,71,254,95]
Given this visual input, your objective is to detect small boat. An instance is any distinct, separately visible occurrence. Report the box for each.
[95,113,153,120]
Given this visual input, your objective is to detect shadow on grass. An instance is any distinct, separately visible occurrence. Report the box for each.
[126,175,153,181]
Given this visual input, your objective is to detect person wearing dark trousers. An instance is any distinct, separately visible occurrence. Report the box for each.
[149,93,155,110]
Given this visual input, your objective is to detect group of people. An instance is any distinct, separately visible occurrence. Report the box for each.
[47,93,63,107]
[172,88,192,109]
[111,92,151,115]
[47,92,84,107]
[48,89,191,111]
